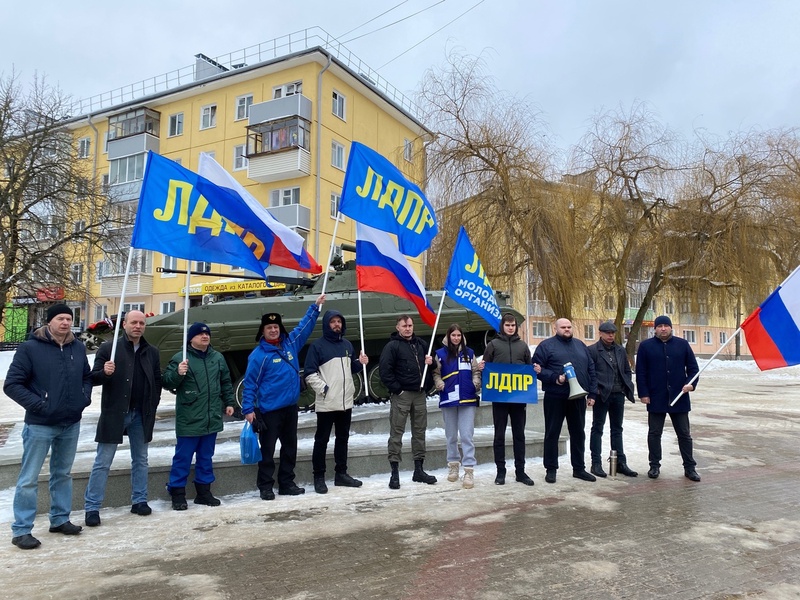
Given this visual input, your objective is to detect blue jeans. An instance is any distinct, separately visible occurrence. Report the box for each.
[84,410,148,511]
[12,422,81,537]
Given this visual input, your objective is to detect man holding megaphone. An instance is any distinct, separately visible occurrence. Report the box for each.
[533,318,598,484]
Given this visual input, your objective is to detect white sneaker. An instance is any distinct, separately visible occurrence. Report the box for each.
[463,467,474,489]
[447,461,460,482]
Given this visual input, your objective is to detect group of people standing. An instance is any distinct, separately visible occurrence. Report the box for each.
[6,301,701,552]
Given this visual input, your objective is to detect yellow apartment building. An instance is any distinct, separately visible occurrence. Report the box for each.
[49,29,430,329]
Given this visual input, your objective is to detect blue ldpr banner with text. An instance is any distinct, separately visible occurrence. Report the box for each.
[481,363,538,404]
[339,142,437,257]
[444,226,502,331]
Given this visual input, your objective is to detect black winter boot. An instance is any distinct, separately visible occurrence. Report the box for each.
[314,475,328,494]
[389,461,401,489]
[412,459,437,485]
[193,483,221,506]
[169,486,188,511]
[495,465,507,485]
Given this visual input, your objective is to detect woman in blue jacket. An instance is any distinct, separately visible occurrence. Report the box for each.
[433,324,482,489]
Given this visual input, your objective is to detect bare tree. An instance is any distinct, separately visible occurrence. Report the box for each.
[420,53,590,318]
[0,73,123,330]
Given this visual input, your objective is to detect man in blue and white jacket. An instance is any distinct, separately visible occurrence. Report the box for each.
[304,310,368,494]
[242,294,324,500]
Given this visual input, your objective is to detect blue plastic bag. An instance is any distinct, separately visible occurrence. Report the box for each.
[240,421,262,464]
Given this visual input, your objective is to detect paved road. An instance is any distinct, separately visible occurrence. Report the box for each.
[2,363,800,599]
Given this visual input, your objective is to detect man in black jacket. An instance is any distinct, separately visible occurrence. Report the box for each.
[379,315,434,489]
[533,318,598,484]
[84,310,162,526]
[587,321,637,478]
[482,313,535,486]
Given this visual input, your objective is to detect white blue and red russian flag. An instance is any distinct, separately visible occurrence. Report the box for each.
[355,223,436,327]
[741,266,800,370]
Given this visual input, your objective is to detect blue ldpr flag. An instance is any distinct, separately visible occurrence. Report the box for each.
[339,142,437,257]
[131,152,266,272]
[481,363,538,404]
[131,152,322,274]
[443,227,502,331]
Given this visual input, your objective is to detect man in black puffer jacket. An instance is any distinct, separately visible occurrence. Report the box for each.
[483,313,534,486]
[379,315,434,489]
[533,318,598,484]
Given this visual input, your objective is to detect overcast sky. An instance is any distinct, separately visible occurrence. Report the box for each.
[3,0,799,153]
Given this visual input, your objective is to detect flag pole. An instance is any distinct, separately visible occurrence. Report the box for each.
[110,247,135,362]
[420,291,448,390]
[669,326,742,406]
[321,215,342,296]
[182,268,191,362]
[357,289,369,398]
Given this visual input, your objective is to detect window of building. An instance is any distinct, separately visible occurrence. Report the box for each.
[196,261,212,273]
[103,132,110,154]
[403,138,413,162]
[233,144,248,171]
[604,295,615,311]
[95,261,104,282]
[584,324,595,340]
[160,301,176,314]
[108,108,160,140]
[683,330,697,344]
[331,140,345,170]
[531,322,549,337]
[270,187,300,207]
[679,293,692,314]
[703,331,712,345]
[584,294,595,310]
[132,249,151,274]
[74,220,86,234]
[330,192,345,221]
[76,177,89,198]
[332,90,346,120]
[664,300,674,314]
[94,304,107,321]
[168,113,184,137]
[273,81,302,98]
[162,255,178,277]
[109,153,145,185]
[235,94,254,121]
[720,331,728,344]
[77,137,91,158]
[627,293,643,309]
[70,263,83,285]
[200,104,217,130]
[248,117,311,155]
[123,303,146,314]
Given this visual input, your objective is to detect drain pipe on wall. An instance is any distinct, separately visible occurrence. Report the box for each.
[84,114,100,327]
[314,54,332,264]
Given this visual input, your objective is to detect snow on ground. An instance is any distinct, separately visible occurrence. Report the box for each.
[0,347,798,589]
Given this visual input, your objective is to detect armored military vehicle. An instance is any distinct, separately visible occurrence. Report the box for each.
[142,256,521,408]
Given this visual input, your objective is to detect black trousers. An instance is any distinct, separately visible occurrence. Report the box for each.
[590,392,628,465]
[256,404,299,491]
[647,411,695,469]
[543,393,587,472]
[492,402,527,470]
[312,409,352,476]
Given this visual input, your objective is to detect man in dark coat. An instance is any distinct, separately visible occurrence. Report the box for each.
[84,310,161,527]
[4,304,92,550]
[379,315,434,489]
[635,315,701,481]
[588,321,637,478]
[533,318,598,484]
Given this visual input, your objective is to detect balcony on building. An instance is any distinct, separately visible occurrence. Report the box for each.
[246,95,312,183]
[106,108,160,202]
[268,203,311,232]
